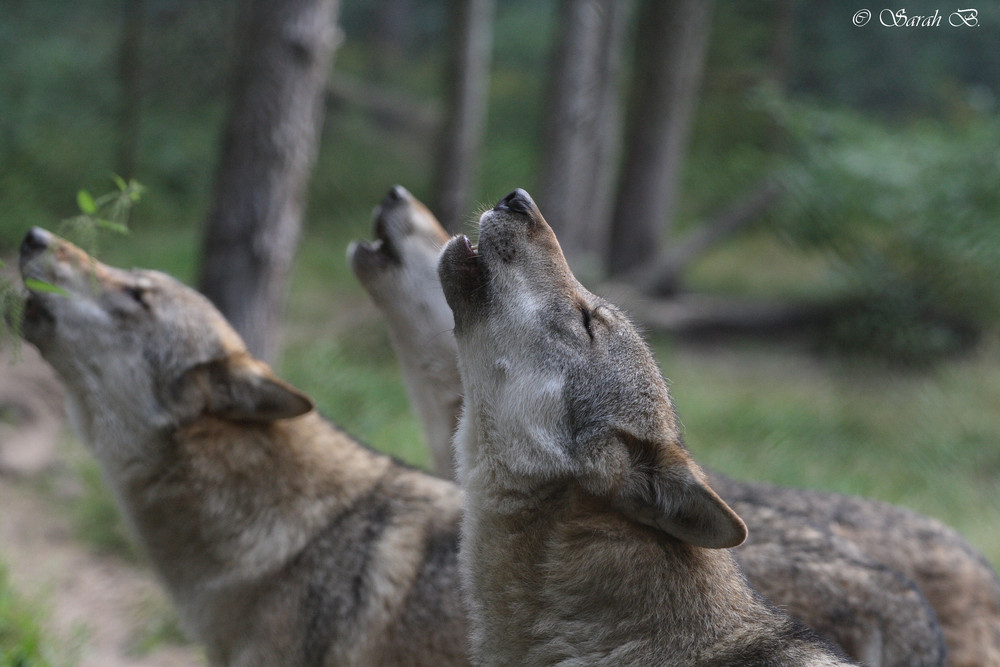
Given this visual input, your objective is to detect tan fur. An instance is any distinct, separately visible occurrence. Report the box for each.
[19,228,468,667]
[438,189,857,665]
[351,187,957,666]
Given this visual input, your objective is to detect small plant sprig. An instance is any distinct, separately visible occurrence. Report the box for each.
[0,176,145,352]
[0,277,26,351]
[58,175,145,257]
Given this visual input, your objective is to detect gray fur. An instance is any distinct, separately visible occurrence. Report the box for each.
[19,228,469,666]
[438,189,858,666]
[351,188,961,666]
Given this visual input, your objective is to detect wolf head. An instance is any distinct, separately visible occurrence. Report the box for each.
[348,185,453,315]
[348,186,462,478]
[438,189,746,549]
[19,227,312,445]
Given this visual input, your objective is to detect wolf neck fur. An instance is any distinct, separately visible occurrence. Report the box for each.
[67,398,392,618]
[460,471,784,665]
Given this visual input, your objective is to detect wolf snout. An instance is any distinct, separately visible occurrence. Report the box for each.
[20,227,52,259]
[385,184,408,203]
[380,184,410,211]
[494,188,535,216]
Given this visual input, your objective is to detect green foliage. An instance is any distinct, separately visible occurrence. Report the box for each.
[57,177,144,255]
[0,1,226,253]
[0,178,143,352]
[20,279,66,297]
[0,563,62,667]
[789,1,1000,119]
[761,90,1000,362]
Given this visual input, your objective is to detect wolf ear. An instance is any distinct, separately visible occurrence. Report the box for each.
[577,430,747,549]
[621,463,748,549]
[176,354,314,422]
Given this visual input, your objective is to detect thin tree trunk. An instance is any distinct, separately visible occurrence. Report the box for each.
[199,0,341,363]
[769,0,795,92]
[585,1,628,257]
[117,0,144,179]
[606,0,714,276]
[431,0,495,234]
[765,0,796,148]
[537,0,627,276]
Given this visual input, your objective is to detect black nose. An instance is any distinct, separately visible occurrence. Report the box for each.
[494,189,534,215]
[383,185,408,206]
[20,227,52,258]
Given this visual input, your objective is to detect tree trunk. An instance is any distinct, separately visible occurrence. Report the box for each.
[768,0,795,92]
[198,0,341,363]
[537,0,627,276]
[116,0,144,179]
[431,0,495,234]
[606,0,714,276]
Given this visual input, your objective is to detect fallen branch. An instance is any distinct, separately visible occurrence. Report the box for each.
[629,179,782,296]
[326,72,441,135]
[597,281,841,340]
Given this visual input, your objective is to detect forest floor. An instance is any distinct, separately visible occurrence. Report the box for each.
[0,346,203,667]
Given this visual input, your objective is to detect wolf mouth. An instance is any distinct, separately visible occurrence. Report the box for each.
[449,234,485,293]
[453,234,482,280]
[367,211,402,265]
[353,236,393,265]
[438,232,489,319]
[350,210,402,272]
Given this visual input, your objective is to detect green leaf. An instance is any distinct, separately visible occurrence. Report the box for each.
[77,189,97,214]
[24,278,69,296]
[94,219,130,235]
[111,173,128,191]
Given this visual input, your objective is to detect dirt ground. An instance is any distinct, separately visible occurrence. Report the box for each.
[0,346,204,666]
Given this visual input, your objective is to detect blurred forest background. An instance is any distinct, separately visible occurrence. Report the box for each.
[1,0,1000,662]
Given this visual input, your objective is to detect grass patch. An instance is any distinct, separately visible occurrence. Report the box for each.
[0,562,70,667]
[125,594,191,658]
[280,327,428,470]
[684,230,839,300]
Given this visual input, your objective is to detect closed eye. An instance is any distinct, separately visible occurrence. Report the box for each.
[124,285,149,308]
